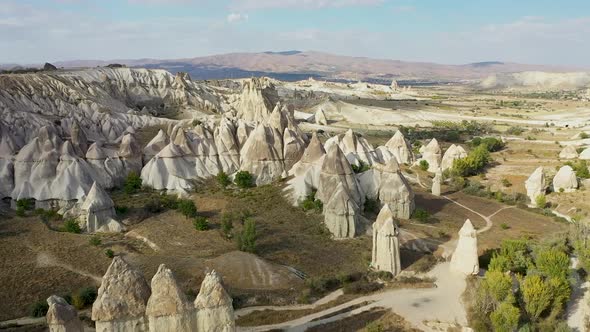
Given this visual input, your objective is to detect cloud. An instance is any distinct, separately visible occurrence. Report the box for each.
[230,0,385,10]
[227,12,248,23]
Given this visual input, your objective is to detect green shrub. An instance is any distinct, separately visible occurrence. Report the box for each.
[63,219,81,234]
[144,198,163,214]
[419,160,429,171]
[29,300,49,317]
[89,236,102,246]
[193,216,209,231]
[580,132,589,139]
[16,206,26,217]
[351,160,370,173]
[471,137,505,152]
[501,178,512,187]
[506,126,525,135]
[105,249,115,258]
[221,214,233,239]
[522,274,552,322]
[237,218,257,253]
[300,190,323,213]
[17,198,34,211]
[234,171,253,189]
[490,301,520,332]
[364,197,380,214]
[535,194,547,208]
[124,171,142,194]
[216,171,231,188]
[500,223,510,230]
[114,205,129,216]
[161,194,179,209]
[71,287,97,310]
[412,208,430,223]
[451,145,490,176]
[178,199,197,219]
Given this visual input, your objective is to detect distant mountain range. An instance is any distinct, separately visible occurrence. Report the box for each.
[4,51,585,83]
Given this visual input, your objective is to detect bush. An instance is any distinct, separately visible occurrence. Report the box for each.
[221,214,233,239]
[16,206,26,217]
[237,218,257,253]
[471,137,505,152]
[114,205,129,216]
[500,223,510,230]
[16,198,34,211]
[451,145,490,177]
[490,301,520,332]
[234,171,253,189]
[419,160,429,171]
[565,160,590,179]
[535,194,547,208]
[105,249,115,258]
[216,171,231,188]
[412,208,430,223]
[300,190,323,213]
[161,194,179,209]
[364,197,380,214]
[144,198,163,214]
[71,287,97,310]
[506,126,525,135]
[501,178,512,187]
[535,247,569,279]
[580,132,589,139]
[124,171,142,194]
[193,216,209,231]
[89,236,101,246]
[178,199,197,219]
[343,279,383,294]
[351,160,370,173]
[63,219,81,234]
[29,300,49,317]
[522,274,552,321]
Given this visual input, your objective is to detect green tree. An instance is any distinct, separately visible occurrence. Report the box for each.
[452,145,491,176]
[490,301,520,332]
[216,171,231,188]
[521,274,552,321]
[535,247,569,279]
[481,271,514,304]
[419,160,429,171]
[238,218,257,253]
[234,171,253,189]
[178,199,197,219]
[546,276,571,314]
[124,171,142,194]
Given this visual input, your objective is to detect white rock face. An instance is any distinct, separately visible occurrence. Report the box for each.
[525,167,546,207]
[143,129,169,162]
[559,145,579,160]
[46,295,83,332]
[239,124,285,185]
[432,168,443,196]
[234,78,278,123]
[79,182,123,233]
[286,132,326,204]
[314,108,328,125]
[579,147,590,160]
[450,219,479,275]
[363,159,415,219]
[420,138,442,172]
[141,142,196,194]
[92,257,151,332]
[214,118,241,174]
[146,265,194,332]
[383,130,414,164]
[371,205,401,276]
[324,129,379,166]
[441,144,467,171]
[194,271,236,332]
[317,144,364,238]
[0,128,16,198]
[553,165,578,192]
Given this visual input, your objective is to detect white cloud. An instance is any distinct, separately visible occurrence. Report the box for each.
[230,0,385,10]
[227,12,248,23]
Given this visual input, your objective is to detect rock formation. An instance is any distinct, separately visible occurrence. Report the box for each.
[371,205,401,276]
[420,138,442,172]
[324,129,379,167]
[286,132,326,204]
[317,144,364,238]
[141,143,197,195]
[146,265,193,332]
[314,108,328,125]
[559,145,579,159]
[432,167,442,196]
[143,129,169,162]
[194,271,236,332]
[0,129,16,198]
[214,118,241,174]
[450,219,479,275]
[239,124,285,185]
[580,147,590,160]
[441,144,467,171]
[234,78,278,123]
[382,130,413,164]
[79,182,123,233]
[553,165,578,192]
[92,257,151,332]
[46,295,83,332]
[525,167,546,207]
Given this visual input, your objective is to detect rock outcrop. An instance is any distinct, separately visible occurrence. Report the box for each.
[420,138,442,172]
[553,165,578,192]
[194,271,235,332]
[559,145,579,160]
[239,124,285,185]
[79,182,123,233]
[214,118,241,174]
[361,159,414,219]
[441,144,467,171]
[432,167,442,196]
[146,265,193,332]
[450,219,479,275]
[286,132,326,204]
[141,143,196,195]
[371,205,401,276]
[525,167,546,207]
[234,78,278,123]
[143,129,169,162]
[580,147,590,160]
[324,129,379,167]
[382,130,413,165]
[92,257,151,332]
[314,108,328,125]
[46,295,83,332]
[317,144,364,238]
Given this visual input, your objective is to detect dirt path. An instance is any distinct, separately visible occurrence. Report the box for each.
[36,252,102,284]
[237,262,467,332]
[235,290,344,317]
[567,256,590,331]
[443,196,514,234]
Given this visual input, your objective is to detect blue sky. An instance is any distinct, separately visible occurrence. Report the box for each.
[1,0,589,66]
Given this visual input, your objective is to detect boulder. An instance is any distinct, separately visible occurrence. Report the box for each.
[146,264,193,332]
[194,271,235,332]
[553,165,578,192]
[420,138,442,172]
[371,205,401,276]
[92,257,151,332]
[432,167,442,196]
[383,130,413,164]
[525,167,546,207]
[450,219,479,275]
[559,145,579,159]
[46,295,83,332]
[441,144,467,171]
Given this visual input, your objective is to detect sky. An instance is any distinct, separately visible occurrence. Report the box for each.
[1,0,590,66]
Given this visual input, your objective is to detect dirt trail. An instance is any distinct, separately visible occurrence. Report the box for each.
[36,252,102,284]
[235,290,344,318]
[567,256,590,331]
